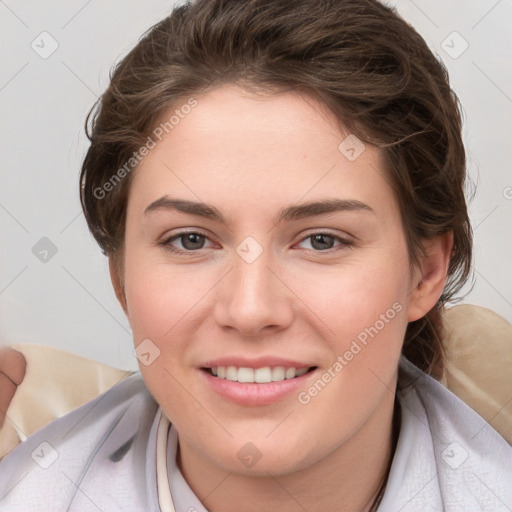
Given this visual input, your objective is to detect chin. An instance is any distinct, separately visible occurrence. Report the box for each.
[195,428,316,476]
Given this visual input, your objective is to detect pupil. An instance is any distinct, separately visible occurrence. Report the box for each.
[183,233,204,250]
[312,234,333,250]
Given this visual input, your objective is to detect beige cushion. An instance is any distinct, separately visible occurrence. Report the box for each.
[440,304,512,444]
[0,343,131,459]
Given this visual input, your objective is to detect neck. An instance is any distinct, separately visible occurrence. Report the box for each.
[176,390,398,512]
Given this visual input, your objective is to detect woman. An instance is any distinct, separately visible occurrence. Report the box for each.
[0,0,510,510]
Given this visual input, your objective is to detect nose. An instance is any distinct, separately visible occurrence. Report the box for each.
[213,248,294,337]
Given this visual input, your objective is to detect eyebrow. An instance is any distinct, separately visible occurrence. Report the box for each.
[144,196,374,224]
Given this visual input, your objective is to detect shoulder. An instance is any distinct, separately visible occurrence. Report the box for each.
[399,356,511,454]
[381,357,512,512]
[0,373,160,511]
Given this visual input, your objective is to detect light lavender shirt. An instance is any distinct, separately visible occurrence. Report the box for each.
[0,357,510,511]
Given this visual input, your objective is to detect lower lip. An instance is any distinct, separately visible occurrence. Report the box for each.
[200,368,316,406]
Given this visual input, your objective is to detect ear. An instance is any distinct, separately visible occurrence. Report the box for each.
[407,232,453,322]
[109,256,128,317]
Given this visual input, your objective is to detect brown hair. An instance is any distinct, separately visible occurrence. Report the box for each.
[79,0,472,376]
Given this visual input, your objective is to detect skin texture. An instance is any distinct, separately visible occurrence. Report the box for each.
[0,347,26,427]
[109,84,451,512]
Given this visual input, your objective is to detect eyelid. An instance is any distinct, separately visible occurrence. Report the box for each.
[293,230,355,251]
[160,227,213,240]
[297,227,353,240]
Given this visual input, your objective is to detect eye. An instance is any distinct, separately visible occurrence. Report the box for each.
[158,230,353,255]
[296,232,353,252]
[159,231,216,253]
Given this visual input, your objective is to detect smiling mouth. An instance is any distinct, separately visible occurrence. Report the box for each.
[201,366,317,383]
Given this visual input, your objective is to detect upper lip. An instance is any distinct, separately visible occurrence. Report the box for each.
[200,356,315,369]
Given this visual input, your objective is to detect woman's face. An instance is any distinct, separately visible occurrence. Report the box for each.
[117,84,425,475]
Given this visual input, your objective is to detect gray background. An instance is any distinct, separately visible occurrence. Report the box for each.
[1,0,511,371]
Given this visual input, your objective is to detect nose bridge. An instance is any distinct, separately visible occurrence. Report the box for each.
[233,251,274,303]
[214,241,292,335]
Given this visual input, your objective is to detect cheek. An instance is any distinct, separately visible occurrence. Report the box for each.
[300,249,412,384]
[122,236,210,339]
[293,258,410,434]
[122,259,207,417]
[296,255,411,335]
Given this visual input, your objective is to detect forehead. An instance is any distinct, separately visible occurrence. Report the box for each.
[128,84,396,222]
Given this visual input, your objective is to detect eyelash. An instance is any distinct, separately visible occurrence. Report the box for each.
[158,230,354,255]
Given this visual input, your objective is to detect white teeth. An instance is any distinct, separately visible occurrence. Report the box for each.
[237,367,254,383]
[254,367,272,383]
[209,365,310,383]
[285,367,296,379]
[226,366,238,381]
[272,366,286,381]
